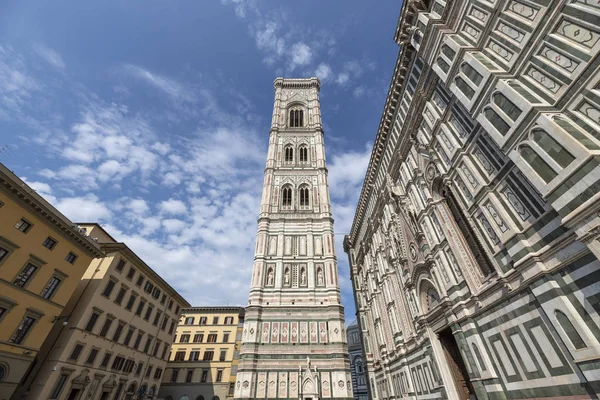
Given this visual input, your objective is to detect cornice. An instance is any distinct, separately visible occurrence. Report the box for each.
[0,163,103,258]
[274,77,321,91]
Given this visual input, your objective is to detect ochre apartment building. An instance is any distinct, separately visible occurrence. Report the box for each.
[13,223,190,400]
[0,163,104,399]
[158,307,245,400]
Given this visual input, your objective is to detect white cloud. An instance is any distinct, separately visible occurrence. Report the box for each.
[159,199,187,215]
[315,63,332,81]
[220,0,255,17]
[162,218,187,233]
[353,86,365,98]
[290,42,312,68]
[123,64,196,103]
[54,194,112,222]
[336,72,349,85]
[33,44,66,70]
[254,21,285,57]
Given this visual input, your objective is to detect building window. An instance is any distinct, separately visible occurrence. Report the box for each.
[153,340,161,357]
[455,77,475,99]
[162,343,169,360]
[99,317,114,337]
[216,369,223,382]
[207,334,217,343]
[282,186,292,208]
[152,287,161,299]
[85,311,100,332]
[41,276,62,300]
[126,267,136,280]
[65,252,78,264]
[161,294,167,305]
[124,327,135,346]
[161,316,169,331]
[114,287,127,305]
[203,350,214,361]
[144,306,153,321]
[9,315,36,344]
[136,275,144,286]
[154,368,163,380]
[212,316,219,324]
[168,299,173,310]
[125,294,137,311]
[184,369,193,382]
[289,109,304,127]
[519,145,558,183]
[15,218,33,233]
[134,332,143,350]
[112,322,125,342]
[224,316,234,325]
[185,317,195,325]
[229,383,235,395]
[102,280,116,298]
[42,237,58,250]
[484,107,510,136]
[13,263,38,288]
[85,348,99,365]
[189,351,200,361]
[49,373,69,399]
[223,333,230,343]
[144,281,154,294]
[171,369,179,382]
[219,350,227,361]
[0,247,9,263]
[174,351,186,361]
[299,146,308,163]
[111,356,125,371]
[461,63,483,86]
[153,311,162,326]
[175,305,180,314]
[299,186,310,209]
[201,369,208,382]
[199,316,207,325]
[194,333,204,343]
[169,321,175,334]
[531,128,575,169]
[100,352,112,368]
[555,310,587,350]
[135,300,146,316]
[180,334,190,343]
[69,343,84,361]
[136,362,144,376]
[492,93,521,121]
[144,336,153,353]
[284,146,294,162]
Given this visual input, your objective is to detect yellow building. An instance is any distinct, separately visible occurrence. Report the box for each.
[0,163,104,399]
[158,307,245,400]
[13,223,190,400]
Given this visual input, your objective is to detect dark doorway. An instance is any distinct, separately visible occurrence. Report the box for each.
[67,388,81,400]
[100,392,110,400]
[438,328,476,399]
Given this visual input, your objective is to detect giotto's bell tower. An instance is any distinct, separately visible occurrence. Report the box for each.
[234,78,353,400]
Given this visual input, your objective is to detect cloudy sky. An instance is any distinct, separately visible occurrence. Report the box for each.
[0,0,400,322]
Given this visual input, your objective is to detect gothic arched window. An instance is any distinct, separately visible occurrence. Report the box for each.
[443,187,495,277]
[555,310,587,350]
[289,109,304,127]
[531,128,575,168]
[519,145,558,183]
[299,186,310,209]
[299,145,309,163]
[492,93,521,121]
[284,146,294,163]
[282,186,292,209]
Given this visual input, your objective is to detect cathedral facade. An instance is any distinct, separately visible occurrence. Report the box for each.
[343,0,600,399]
[234,78,353,400]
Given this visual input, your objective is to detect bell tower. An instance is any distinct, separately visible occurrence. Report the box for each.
[234,78,353,400]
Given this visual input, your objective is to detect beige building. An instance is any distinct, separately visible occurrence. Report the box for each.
[14,223,190,400]
[158,307,245,400]
[0,163,103,399]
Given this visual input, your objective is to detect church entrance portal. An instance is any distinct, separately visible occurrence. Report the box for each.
[439,328,476,400]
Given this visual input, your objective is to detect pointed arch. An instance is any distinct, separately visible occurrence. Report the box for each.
[299,184,310,209]
[284,145,294,163]
[555,310,586,350]
[299,144,309,163]
[418,279,440,314]
[281,185,293,209]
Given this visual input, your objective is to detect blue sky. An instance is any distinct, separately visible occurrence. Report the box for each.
[0,0,400,323]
